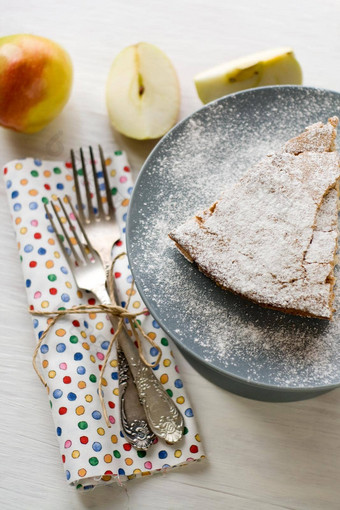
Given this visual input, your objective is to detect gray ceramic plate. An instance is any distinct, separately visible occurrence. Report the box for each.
[126,86,340,402]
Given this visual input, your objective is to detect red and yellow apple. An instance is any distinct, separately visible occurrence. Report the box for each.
[0,34,73,133]
[106,42,180,140]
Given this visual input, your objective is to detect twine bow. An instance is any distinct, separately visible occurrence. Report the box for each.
[30,253,162,427]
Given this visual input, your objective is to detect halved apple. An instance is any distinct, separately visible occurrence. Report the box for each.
[194,47,302,104]
[106,42,180,140]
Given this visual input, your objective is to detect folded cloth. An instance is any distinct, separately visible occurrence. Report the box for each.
[3,150,204,490]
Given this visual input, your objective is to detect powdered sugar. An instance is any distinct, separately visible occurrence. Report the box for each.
[170,119,340,319]
[128,87,340,388]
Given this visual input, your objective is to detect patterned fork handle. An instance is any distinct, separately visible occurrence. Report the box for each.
[94,284,184,444]
[116,322,184,444]
[92,286,155,450]
[117,347,155,450]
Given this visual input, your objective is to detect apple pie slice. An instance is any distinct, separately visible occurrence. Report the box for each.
[169,117,340,319]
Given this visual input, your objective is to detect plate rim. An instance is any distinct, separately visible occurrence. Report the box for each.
[126,84,340,392]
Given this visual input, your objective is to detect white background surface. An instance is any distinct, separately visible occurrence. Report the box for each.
[1,1,340,509]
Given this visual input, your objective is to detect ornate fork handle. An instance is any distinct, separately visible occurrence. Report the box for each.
[93,283,155,449]
[133,356,184,443]
[93,283,184,444]
[117,347,155,450]
[113,320,184,444]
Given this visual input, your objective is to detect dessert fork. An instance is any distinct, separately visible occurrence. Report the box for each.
[46,197,154,450]
[70,147,155,450]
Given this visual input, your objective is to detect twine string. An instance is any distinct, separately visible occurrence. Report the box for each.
[30,254,162,427]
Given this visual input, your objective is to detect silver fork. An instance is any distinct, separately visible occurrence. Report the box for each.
[46,197,154,450]
[67,146,184,444]
[70,147,155,450]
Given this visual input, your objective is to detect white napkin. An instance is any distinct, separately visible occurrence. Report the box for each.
[3,151,204,490]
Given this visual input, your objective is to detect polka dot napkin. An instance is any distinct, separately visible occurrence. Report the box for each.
[3,150,204,490]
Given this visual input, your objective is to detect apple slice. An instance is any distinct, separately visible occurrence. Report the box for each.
[194,47,302,104]
[106,42,180,140]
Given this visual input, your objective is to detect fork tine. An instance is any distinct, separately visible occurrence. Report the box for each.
[89,146,105,219]
[66,195,98,259]
[46,201,82,265]
[44,203,73,265]
[80,147,95,222]
[57,197,90,262]
[50,200,83,265]
[98,145,115,217]
[71,149,86,225]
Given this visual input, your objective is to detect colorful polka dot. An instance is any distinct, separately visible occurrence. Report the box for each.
[40,344,49,354]
[92,442,102,452]
[91,410,102,420]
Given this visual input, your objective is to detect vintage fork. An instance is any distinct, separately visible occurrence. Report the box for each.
[46,197,154,450]
[67,146,184,444]
[70,147,156,450]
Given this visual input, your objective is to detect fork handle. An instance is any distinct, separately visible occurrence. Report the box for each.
[92,284,155,450]
[116,345,155,450]
[93,284,184,444]
[112,318,184,444]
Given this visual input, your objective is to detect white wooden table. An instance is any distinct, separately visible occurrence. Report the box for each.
[1,1,340,508]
